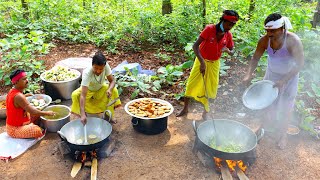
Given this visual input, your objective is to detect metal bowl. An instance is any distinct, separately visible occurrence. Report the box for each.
[124,98,174,120]
[40,68,81,100]
[0,94,7,119]
[242,80,279,110]
[26,94,52,110]
[41,105,71,132]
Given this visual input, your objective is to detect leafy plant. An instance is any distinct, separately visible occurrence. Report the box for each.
[0,31,52,93]
[115,67,157,99]
[219,57,230,76]
[157,60,193,85]
[296,100,318,137]
[154,52,171,61]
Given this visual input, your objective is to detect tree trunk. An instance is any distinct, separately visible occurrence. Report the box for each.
[311,0,320,28]
[248,0,255,21]
[162,0,172,15]
[202,0,206,28]
[21,0,29,19]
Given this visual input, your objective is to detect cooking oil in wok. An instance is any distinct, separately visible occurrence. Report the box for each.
[76,134,101,145]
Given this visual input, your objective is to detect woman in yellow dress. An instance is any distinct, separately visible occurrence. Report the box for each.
[71,51,121,124]
[176,10,239,118]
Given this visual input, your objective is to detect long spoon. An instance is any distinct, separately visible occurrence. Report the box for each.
[84,124,88,145]
[200,74,220,146]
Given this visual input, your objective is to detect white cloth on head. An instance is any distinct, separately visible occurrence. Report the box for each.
[264,16,292,30]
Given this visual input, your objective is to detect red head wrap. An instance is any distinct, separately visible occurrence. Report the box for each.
[11,71,27,84]
[223,15,238,23]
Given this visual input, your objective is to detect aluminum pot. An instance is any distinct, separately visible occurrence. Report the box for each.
[40,105,71,132]
[193,119,264,162]
[57,117,112,152]
[124,98,174,135]
[0,95,6,119]
[40,69,81,100]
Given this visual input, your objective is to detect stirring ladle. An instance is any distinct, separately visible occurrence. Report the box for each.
[199,75,220,146]
[84,124,88,145]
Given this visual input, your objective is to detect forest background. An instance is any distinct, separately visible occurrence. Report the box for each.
[0,0,319,135]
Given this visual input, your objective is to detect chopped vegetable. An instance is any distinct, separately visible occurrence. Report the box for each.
[209,136,243,153]
[42,66,78,82]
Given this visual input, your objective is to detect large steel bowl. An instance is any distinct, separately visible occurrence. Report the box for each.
[58,117,112,152]
[40,69,81,100]
[41,105,71,132]
[26,94,52,110]
[0,95,7,119]
[242,80,279,110]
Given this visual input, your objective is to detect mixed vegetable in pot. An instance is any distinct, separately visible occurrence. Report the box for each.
[209,136,243,153]
[42,66,78,82]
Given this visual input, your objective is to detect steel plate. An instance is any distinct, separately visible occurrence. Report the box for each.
[242,80,279,110]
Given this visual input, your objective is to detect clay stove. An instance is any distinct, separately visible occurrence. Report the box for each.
[58,138,116,179]
[193,136,255,180]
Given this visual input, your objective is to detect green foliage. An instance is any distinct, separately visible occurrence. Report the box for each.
[0,31,52,93]
[154,52,171,61]
[219,57,230,76]
[157,60,193,85]
[0,0,317,108]
[115,67,155,99]
[296,100,318,137]
[115,60,192,99]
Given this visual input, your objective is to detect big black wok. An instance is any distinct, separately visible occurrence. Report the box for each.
[58,117,112,152]
[193,119,263,161]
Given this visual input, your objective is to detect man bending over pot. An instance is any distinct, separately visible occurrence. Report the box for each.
[71,51,121,125]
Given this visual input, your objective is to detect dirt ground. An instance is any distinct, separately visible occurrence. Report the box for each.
[1,42,320,180]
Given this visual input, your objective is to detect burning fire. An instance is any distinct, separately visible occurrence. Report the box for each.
[80,152,86,163]
[75,150,98,163]
[213,157,247,172]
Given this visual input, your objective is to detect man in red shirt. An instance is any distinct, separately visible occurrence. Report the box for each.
[6,69,55,138]
[176,10,239,118]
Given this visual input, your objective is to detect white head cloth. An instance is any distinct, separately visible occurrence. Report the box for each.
[264,16,293,30]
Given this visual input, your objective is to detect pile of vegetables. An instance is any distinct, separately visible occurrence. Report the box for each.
[42,66,78,82]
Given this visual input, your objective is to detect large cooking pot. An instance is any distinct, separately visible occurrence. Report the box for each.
[41,105,71,132]
[124,98,174,135]
[193,119,263,161]
[58,117,112,152]
[40,68,81,100]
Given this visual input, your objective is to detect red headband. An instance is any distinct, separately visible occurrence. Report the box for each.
[223,15,238,23]
[11,71,26,84]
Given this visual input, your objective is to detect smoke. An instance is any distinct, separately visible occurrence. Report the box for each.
[298,30,320,83]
